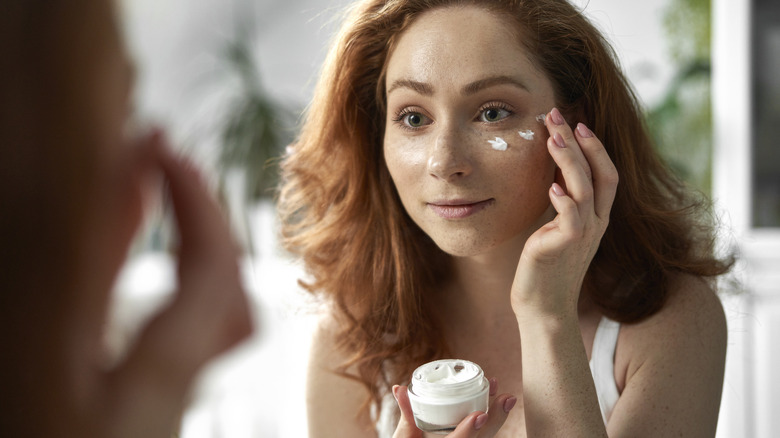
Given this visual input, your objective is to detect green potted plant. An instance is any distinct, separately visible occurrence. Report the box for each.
[217,27,294,253]
[646,0,713,194]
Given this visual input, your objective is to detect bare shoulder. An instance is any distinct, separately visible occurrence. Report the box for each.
[610,274,727,436]
[309,311,346,366]
[307,311,377,438]
[660,272,726,331]
[618,273,726,363]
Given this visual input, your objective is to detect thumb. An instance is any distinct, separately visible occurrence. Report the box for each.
[392,385,422,438]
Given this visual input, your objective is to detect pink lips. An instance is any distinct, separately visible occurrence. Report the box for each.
[428,199,494,219]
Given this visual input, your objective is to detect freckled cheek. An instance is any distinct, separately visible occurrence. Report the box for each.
[487,143,556,189]
[501,132,553,164]
[383,137,429,203]
[526,136,556,176]
[385,134,429,168]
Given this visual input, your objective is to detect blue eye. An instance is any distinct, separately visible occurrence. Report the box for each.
[479,107,511,123]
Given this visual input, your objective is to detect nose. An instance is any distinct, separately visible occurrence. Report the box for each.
[427,130,472,181]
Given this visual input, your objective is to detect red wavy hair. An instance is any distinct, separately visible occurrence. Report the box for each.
[278,0,733,415]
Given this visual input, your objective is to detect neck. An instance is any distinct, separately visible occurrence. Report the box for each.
[435,206,597,328]
[441,231,529,326]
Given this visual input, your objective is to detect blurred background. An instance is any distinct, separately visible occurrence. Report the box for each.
[110,0,779,436]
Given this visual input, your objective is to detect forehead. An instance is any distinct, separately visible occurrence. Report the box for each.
[385,6,548,92]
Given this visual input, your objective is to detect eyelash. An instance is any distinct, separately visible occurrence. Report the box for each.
[475,102,514,124]
[391,101,516,131]
[392,107,429,132]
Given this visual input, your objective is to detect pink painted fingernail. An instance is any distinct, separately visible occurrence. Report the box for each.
[551,182,565,196]
[475,413,489,430]
[553,133,566,148]
[504,397,518,413]
[577,123,593,138]
[551,107,565,125]
[489,378,497,396]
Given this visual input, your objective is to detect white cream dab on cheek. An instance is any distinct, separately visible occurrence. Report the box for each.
[518,129,535,140]
[536,113,547,125]
[488,137,508,151]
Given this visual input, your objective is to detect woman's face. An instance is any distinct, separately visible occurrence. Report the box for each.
[383,6,557,257]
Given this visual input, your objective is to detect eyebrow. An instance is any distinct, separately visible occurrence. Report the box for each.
[386,79,435,96]
[461,75,530,95]
[386,75,530,96]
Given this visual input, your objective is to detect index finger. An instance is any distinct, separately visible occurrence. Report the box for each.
[447,412,485,438]
[545,109,595,207]
[574,122,619,220]
[392,385,421,438]
[474,393,517,437]
[156,138,239,260]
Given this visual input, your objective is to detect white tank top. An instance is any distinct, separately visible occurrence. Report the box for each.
[588,316,621,424]
[374,316,621,436]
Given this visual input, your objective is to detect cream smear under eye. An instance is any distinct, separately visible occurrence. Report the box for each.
[407,359,490,434]
[488,137,508,151]
[518,129,534,140]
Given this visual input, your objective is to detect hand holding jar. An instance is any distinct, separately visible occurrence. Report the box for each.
[392,360,517,438]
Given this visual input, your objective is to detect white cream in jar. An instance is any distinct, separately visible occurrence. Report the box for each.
[407,359,490,434]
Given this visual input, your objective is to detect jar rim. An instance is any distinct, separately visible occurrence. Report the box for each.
[409,359,487,399]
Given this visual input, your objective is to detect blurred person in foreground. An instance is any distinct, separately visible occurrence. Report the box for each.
[0,0,253,436]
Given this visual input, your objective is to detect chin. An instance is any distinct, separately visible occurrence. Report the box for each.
[421,220,537,259]
[428,233,501,258]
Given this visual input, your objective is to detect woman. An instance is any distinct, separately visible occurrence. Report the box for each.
[279,0,733,436]
[0,0,252,436]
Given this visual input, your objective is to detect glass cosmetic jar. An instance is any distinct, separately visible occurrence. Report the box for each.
[407,359,490,434]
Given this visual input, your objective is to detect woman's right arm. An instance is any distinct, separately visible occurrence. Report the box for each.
[307,314,378,438]
[307,315,516,438]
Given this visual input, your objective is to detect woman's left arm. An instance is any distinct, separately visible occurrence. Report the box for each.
[510,108,616,437]
[511,108,727,437]
[607,275,727,437]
